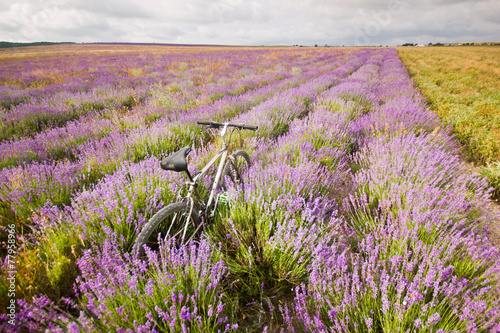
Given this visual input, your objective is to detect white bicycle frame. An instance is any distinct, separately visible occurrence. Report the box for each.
[178,123,239,220]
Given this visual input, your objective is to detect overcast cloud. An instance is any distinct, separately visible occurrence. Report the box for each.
[0,0,498,46]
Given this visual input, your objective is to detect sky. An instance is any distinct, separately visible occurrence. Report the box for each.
[0,0,498,46]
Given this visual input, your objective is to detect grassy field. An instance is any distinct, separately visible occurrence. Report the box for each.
[397,46,500,195]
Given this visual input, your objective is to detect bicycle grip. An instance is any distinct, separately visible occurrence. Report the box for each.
[197,120,213,126]
[242,124,258,131]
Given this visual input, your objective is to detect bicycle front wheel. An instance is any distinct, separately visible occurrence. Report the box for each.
[132,202,201,258]
[220,150,251,190]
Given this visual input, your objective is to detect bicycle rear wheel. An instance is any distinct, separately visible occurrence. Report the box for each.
[132,202,201,258]
[220,150,251,190]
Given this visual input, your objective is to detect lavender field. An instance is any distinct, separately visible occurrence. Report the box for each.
[1,45,499,332]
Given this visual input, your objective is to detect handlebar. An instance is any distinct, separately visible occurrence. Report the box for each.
[197,120,258,131]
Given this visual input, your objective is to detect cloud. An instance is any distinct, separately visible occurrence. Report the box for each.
[0,0,498,45]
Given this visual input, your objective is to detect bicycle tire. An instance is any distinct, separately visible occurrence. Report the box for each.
[220,150,251,190]
[132,201,201,258]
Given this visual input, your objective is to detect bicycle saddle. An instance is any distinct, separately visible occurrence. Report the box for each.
[161,146,191,172]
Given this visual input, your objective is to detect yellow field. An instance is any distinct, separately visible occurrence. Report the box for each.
[398,46,500,194]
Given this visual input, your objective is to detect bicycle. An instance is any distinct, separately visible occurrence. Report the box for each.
[132,120,258,257]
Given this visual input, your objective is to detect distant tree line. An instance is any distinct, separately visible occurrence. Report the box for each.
[0,41,75,49]
[401,42,500,47]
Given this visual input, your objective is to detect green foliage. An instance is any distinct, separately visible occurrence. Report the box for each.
[339,91,373,114]
[129,122,210,163]
[35,224,83,298]
[4,223,83,304]
[481,161,500,199]
[0,41,75,48]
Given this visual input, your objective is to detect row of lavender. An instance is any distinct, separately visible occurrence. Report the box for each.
[70,48,500,331]
[0,48,371,331]
[0,49,307,111]
[0,66,298,169]
[2,48,499,331]
[0,49,325,163]
[0,49,344,170]
[212,49,500,331]
[0,46,364,311]
[0,49,354,221]
[275,50,500,332]
[0,50,316,142]
[214,48,499,331]
[37,50,368,259]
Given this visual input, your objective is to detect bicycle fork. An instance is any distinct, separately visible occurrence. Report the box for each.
[206,150,228,217]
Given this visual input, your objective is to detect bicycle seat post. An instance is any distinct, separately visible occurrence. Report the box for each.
[185,170,194,183]
[220,123,229,147]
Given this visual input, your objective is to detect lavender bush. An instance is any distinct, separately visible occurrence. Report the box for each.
[74,236,234,332]
[2,236,234,332]
[277,49,500,332]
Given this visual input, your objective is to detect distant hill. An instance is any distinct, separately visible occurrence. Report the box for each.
[0,41,75,48]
